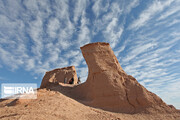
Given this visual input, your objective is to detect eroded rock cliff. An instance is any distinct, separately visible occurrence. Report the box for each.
[71,42,175,113]
[40,42,177,114]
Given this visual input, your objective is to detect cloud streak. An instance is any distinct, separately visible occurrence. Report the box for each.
[129,0,174,30]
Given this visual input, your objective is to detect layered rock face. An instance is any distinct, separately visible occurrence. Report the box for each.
[72,42,170,113]
[40,66,78,88]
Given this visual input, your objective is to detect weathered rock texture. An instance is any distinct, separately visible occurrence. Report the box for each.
[40,66,78,88]
[71,42,175,113]
[39,42,177,114]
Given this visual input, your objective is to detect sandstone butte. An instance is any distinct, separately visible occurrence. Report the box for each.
[0,42,179,120]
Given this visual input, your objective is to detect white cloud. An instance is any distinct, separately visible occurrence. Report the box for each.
[24,0,38,11]
[92,0,102,17]
[76,12,91,47]
[148,79,180,108]
[55,5,75,50]
[73,0,88,23]
[0,47,23,70]
[92,1,122,34]
[26,59,35,71]
[129,0,174,30]
[93,2,123,48]
[103,18,123,48]
[168,19,180,27]
[0,0,23,19]
[114,44,126,57]
[77,26,90,46]
[157,4,180,21]
[47,50,60,63]
[28,16,43,60]
[57,39,71,50]
[54,0,69,19]
[47,18,60,38]
[125,0,139,14]
[57,58,69,68]
[35,68,48,75]
[92,0,109,17]
[176,49,180,53]
[122,42,156,64]
[70,53,84,67]
[64,50,80,59]
[43,43,61,66]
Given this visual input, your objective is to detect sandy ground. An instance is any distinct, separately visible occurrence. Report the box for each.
[0,85,180,120]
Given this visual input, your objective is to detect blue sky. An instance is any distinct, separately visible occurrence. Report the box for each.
[0,0,180,108]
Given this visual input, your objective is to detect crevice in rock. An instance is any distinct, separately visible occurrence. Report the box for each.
[124,87,136,113]
[122,80,136,113]
[0,114,18,119]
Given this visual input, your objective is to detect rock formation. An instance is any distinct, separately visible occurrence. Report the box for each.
[70,42,175,113]
[40,42,177,114]
[40,66,78,88]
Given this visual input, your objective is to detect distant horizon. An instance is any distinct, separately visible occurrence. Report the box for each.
[0,0,180,109]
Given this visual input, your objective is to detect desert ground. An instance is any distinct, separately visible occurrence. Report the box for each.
[0,85,179,120]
